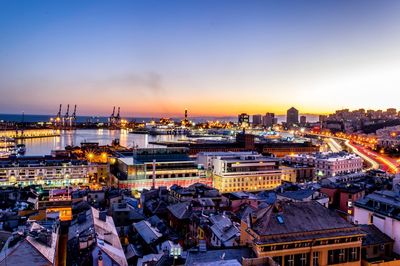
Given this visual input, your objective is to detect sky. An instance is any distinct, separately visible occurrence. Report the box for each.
[0,0,400,117]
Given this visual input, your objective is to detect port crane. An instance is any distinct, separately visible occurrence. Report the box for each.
[53,104,77,129]
[109,106,121,128]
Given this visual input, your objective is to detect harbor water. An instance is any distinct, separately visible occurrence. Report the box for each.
[16,129,187,156]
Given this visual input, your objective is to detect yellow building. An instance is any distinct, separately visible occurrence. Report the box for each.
[280,166,297,183]
[241,201,365,266]
[213,172,281,193]
[212,155,281,193]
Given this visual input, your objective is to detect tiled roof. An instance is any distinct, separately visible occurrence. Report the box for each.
[167,201,191,220]
[359,224,394,246]
[253,201,357,237]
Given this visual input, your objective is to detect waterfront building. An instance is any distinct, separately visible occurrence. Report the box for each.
[260,142,320,157]
[285,152,363,178]
[111,148,211,190]
[153,132,256,156]
[240,201,365,266]
[238,113,250,128]
[212,153,281,193]
[0,156,106,187]
[252,114,262,127]
[286,107,299,126]
[354,190,400,254]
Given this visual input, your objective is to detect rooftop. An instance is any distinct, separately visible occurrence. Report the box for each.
[359,224,394,247]
[251,201,362,243]
[185,247,253,266]
[355,190,400,220]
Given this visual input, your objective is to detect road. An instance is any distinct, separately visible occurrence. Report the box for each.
[326,138,343,153]
[343,140,380,171]
[305,132,382,171]
[345,140,398,173]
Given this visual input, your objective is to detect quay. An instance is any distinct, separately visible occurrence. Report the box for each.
[0,129,61,139]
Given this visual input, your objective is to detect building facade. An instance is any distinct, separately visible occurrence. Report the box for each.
[252,114,263,127]
[212,153,281,193]
[286,107,299,126]
[263,113,276,128]
[0,157,104,187]
[354,190,400,254]
[112,148,211,190]
[238,113,250,128]
[285,152,363,178]
[241,201,365,266]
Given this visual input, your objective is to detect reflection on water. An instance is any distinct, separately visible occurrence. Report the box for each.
[17,129,187,156]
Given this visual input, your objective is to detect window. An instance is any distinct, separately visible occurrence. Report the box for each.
[312,252,319,266]
[328,250,336,265]
[284,255,295,266]
[338,249,345,263]
[300,253,308,266]
[349,247,359,262]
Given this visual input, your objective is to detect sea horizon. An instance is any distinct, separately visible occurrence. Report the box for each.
[0,113,320,123]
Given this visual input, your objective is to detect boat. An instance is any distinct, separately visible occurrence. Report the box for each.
[16,144,26,155]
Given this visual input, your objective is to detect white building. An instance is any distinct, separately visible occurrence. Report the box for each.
[285,152,363,178]
[354,190,400,254]
[0,157,104,187]
[196,151,259,170]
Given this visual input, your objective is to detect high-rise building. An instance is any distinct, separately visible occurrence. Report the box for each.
[238,113,250,128]
[286,107,299,126]
[300,115,307,125]
[262,113,275,128]
[252,114,262,126]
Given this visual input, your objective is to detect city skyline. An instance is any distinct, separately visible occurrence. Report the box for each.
[1,0,400,116]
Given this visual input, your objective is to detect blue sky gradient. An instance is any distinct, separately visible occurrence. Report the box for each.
[1,0,399,116]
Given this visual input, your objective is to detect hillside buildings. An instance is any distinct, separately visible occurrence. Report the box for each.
[285,152,363,178]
